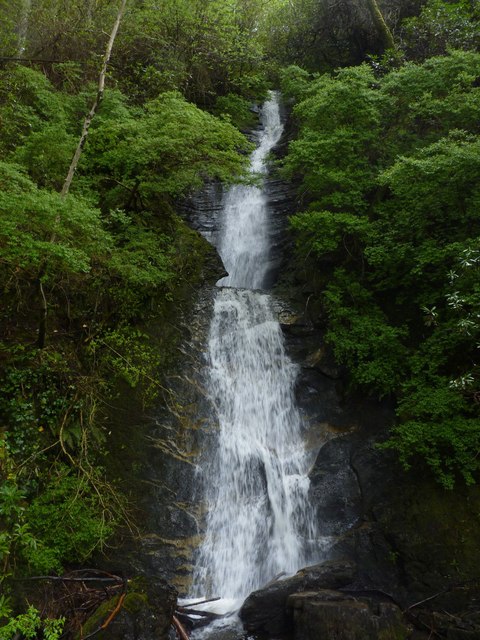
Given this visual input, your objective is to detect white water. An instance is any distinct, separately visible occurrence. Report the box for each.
[216,96,283,289]
[190,93,318,619]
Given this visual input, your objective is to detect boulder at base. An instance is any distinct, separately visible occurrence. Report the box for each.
[239,560,356,637]
[288,590,410,640]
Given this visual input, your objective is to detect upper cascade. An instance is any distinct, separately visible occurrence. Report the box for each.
[217,92,284,290]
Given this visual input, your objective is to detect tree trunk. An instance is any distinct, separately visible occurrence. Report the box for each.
[366,0,395,50]
[61,0,128,198]
[17,0,32,56]
[37,0,128,348]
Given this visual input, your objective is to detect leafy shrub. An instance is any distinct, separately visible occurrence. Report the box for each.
[214,93,256,130]
[285,51,480,485]
[0,606,64,640]
[24,466,116,573]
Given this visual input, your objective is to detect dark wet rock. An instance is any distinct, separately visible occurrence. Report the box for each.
[80,577,176,640]
[309,436,363,538]
[412,610,480,640]
[239,560,356,637]
[180,183,225,248]
[329,523,405,604]
[97,284,219,594]
[288,590,410,640]
[372,481,480,611]
[306,400,480,616]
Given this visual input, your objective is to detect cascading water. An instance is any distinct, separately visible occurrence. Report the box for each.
[190,92,318,624]
[216,96,282,290]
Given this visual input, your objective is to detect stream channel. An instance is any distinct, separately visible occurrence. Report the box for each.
[182,92,325,637]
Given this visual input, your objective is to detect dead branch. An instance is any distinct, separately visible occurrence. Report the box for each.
[0,56,83,63]
[172,615,190,640]
[22,575,123,584]
[407,577,480,611]
[180,597,221,609]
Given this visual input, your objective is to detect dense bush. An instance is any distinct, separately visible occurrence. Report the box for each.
[0,59,250,597]
[282,50,480,487]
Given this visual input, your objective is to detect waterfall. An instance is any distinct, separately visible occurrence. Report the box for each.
[190,92,317,615]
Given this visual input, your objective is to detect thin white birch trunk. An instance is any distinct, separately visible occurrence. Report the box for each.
[38,0,128,348]
[60,0,128,198]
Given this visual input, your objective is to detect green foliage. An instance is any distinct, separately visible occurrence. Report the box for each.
[231,72,270,102]
[0,352,71,459]
[19,0,271,105]
[108,226,174,289]
[0,606,64,640]
[382,417,480,489]
[0,479,38,575]
[400,0,480,60]
[19,0,118,68]
[291,210,370,257]
[379,51,480,156]
[0,45,250,616]
[0,161,110,278]
[279,65,311,102]
[262,0,394,70]
[0,434,125,579]
[323,275,408,395]
[24,465,116,573]
[0,66,68,155]
[88,327,163,404]
[0,595,12,621]
[114,0,271,104]
[13,125,76,190]
[0,0,26,57]
[83,91,251,211]
[284,65,384,212]
[285,50,480,485]
[213,93,256,130]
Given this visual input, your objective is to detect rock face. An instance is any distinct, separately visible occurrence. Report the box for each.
[276,318,480,638]
[127,284,220,593]
[240,561,357,637]
[97,235,225,593]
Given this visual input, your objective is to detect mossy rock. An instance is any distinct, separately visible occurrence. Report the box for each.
[78,577,176,640]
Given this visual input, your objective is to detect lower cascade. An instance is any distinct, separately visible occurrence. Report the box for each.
[189,92,320,626]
